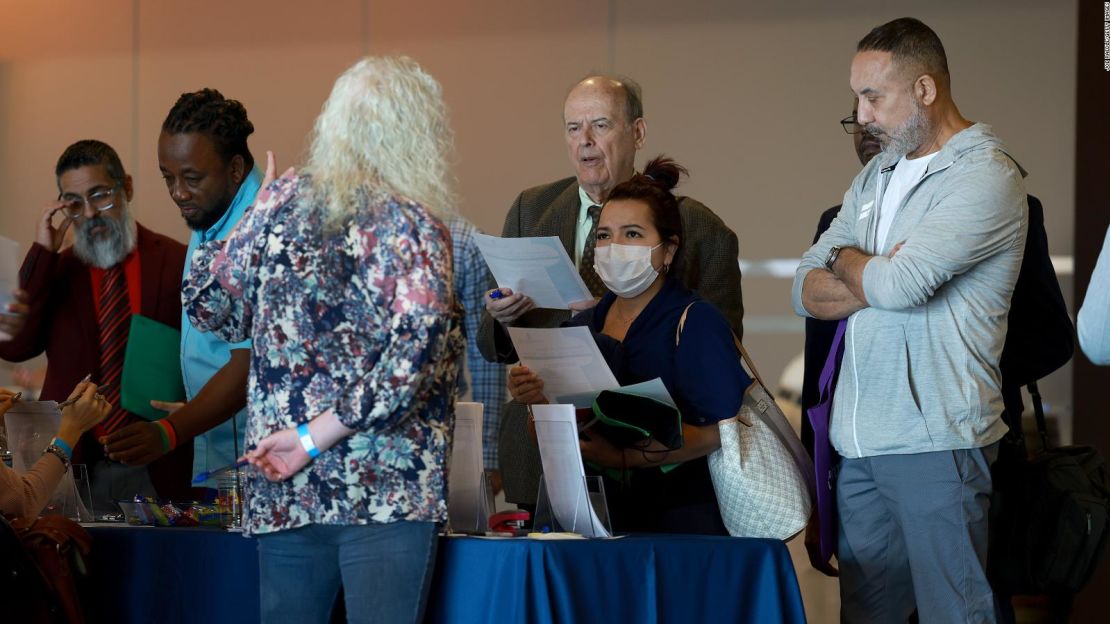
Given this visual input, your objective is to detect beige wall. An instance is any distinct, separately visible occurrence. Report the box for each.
[0,0,1078,415]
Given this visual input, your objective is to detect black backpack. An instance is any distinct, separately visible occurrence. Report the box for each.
[988,383,1110,593]
[987,196,1110,594]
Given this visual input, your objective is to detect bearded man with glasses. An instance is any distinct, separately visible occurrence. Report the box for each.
[0,139,192,512]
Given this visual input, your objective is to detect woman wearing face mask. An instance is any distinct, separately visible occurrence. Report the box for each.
[502,156,752,534]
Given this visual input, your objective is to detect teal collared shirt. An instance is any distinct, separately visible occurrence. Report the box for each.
[181,167,262,484]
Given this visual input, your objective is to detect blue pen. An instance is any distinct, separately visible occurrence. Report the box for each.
[192,458,250,484]
[488,289,505,300]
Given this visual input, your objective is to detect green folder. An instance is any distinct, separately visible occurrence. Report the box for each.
[121,315,185,421]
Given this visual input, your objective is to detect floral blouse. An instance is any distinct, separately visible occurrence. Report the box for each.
[182,173,463,535]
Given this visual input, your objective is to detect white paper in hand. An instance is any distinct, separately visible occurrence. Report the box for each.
[507,326,619,407]
[473,233,593,309]
[608,377,677,409]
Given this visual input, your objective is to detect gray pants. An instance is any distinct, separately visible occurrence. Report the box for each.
[88,458,157,517]
[837,443,999,623]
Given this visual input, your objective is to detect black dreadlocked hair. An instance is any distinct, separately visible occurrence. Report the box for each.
[161,88,255,169]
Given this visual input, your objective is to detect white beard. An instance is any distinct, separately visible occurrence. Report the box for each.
[72,208,138,269]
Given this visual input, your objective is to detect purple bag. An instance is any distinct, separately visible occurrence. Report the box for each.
[806,319,846,564]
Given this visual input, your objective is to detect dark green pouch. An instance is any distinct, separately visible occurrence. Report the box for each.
[590,390,684,450]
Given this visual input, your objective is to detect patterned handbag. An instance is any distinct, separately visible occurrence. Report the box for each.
[677,304,816,539]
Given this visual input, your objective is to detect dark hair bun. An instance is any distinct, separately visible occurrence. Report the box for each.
[640,156,687,192]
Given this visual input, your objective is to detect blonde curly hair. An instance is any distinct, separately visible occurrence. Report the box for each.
[304,56,456,223]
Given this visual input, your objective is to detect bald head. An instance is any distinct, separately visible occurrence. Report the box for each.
[563,75,646,202]
[567,75,643,125]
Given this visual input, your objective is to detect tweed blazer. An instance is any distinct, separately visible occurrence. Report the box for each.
[476,176,744,504]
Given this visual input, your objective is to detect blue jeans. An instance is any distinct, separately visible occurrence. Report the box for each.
[256,521,438,624]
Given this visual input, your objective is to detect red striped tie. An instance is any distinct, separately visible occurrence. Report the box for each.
[93,265,134,437]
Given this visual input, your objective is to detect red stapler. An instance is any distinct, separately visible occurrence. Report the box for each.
[488,510,530,536]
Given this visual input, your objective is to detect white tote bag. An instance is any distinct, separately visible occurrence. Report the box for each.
[677,305,816,539]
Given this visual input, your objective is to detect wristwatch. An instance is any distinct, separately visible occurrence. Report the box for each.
[825,245,844,271]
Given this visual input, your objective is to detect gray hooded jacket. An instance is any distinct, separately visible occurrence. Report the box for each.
[792,123,1028,458]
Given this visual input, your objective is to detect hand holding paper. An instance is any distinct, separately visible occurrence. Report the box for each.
[507,365,547,405]
[506,326,619,407]
[484,287,536,324]
[474,234,593,310]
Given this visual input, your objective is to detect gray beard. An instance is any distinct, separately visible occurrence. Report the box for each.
[870,100,932,158]
[72,209,137,269]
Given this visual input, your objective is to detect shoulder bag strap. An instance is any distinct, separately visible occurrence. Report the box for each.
[676,301,770,397]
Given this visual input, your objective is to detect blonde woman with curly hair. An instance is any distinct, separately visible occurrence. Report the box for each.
[183,56,464,624]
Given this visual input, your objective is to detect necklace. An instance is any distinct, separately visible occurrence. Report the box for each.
[610,300,640,327]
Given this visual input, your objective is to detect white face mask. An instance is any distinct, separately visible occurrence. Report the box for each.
[593,242,664,298]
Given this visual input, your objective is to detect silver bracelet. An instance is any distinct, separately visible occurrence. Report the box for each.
[43,444,71,473]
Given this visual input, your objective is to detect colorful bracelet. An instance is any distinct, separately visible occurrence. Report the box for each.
[50,437,73,459]
[297,423,320,459]
[154,420,178,452]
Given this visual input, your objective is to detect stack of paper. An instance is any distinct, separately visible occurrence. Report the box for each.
[532,404,610,538]
[447,402,489,533]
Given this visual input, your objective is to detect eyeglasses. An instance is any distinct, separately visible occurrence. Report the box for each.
[59,183,121,219]
[840,114,863,135]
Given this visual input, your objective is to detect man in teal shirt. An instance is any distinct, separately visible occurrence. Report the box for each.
[103,89,260,488]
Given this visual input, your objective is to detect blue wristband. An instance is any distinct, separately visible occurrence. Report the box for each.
[51,437,74,459]
[297,423,320,459]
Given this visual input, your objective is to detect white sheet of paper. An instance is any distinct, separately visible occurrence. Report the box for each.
[532,404,610,538]
[447,402,487,534]
[473,233,593,309]
[0,236,20,331]
[610,378,677,409]
[507,326,619,407]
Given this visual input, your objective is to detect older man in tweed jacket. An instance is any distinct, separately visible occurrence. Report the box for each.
[478,74,744,507]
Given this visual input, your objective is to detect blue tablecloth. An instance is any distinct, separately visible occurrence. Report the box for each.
[85,526,259,624]
[426,534,807,623]
[84,527,806,623]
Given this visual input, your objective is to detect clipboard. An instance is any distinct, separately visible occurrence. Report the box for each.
[120,314,185,420]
